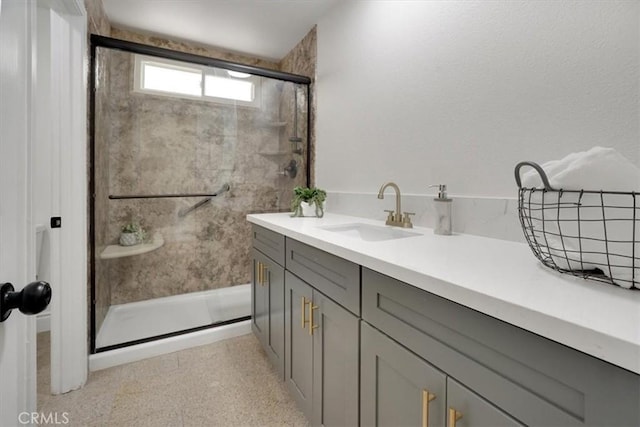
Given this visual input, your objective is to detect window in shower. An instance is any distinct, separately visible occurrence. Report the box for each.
[91,36,310,352]
[134,54,260,106]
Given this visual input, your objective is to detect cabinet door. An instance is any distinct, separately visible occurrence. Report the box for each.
[251,249,268,345]
[251,249,285,379]
[446,378,523,427]
[361,322,446,427]
[311,291,359,427]
[285,271,314,419]
[264,254,285,379]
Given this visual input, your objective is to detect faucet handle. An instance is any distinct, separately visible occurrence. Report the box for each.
[402,212,415,228]
[384,209,398,225]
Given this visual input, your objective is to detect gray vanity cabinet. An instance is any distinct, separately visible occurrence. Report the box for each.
[251,226,285,380]
[252,226,360,426]
[251,223,640,427]
[285,271,360,427]
[362,267,640,426]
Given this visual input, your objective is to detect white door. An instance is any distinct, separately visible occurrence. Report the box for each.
[0,0,39,424]
[1,0,87,422]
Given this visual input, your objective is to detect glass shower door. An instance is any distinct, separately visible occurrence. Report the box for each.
[91,42,309,351]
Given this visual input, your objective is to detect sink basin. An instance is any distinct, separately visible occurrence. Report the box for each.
[319,223,421,242]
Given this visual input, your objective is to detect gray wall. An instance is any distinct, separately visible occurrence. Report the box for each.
[317,1,639,197]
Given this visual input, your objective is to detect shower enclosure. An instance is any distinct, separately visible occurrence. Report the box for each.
[90,36,310,352]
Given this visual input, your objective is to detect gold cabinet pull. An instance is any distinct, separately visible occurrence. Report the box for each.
[421,390,436,427]
[448,408,463,427]
[301,297,310,329]
[256,262,263,285]
[309,303,319,335]
[260,262,265,285]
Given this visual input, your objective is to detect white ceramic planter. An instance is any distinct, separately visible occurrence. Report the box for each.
[300,201,325,217]
[300,201,315,217]
[119,232,139,246]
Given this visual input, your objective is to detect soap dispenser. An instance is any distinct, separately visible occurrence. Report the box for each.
[429,184,452,235]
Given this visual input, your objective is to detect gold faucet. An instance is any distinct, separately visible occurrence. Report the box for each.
[377,182,414,228]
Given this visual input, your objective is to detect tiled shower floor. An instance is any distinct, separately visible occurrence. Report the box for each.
[37,332,308,426]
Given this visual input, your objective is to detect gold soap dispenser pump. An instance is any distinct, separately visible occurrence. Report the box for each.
[428,184,452,235]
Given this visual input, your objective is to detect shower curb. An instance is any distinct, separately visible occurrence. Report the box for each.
[89,319,251,371]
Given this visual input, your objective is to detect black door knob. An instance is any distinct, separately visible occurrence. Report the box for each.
[0,281,52,322]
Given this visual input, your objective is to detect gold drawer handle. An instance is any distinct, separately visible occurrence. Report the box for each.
[256,262,268,286]
[448,407,463,427]
[301,297,310,329]
[309,303,319,336]
[422,390,436,427]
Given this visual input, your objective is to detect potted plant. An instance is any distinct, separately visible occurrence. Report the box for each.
[291,186,327,218]
[119,222,146,246]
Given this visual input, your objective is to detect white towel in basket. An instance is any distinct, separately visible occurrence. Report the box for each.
[521,147,640,289]
[521,146,640,191]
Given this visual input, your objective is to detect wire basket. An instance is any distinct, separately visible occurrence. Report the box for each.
[515,161,639,290]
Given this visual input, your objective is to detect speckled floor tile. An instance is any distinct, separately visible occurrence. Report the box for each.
[37,332,308,426]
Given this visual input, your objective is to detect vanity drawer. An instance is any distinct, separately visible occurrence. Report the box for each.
[285,238,360,315]
[362,267,640,426]
[252,225,285,266]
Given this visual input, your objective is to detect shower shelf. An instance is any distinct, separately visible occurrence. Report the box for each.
[100,233,164,260]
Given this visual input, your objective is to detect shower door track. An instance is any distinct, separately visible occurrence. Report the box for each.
[94,315,252,353]
[91,35,312,85]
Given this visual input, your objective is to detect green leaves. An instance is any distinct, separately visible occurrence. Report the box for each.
[121,222,148,242]
[291,186,327,217]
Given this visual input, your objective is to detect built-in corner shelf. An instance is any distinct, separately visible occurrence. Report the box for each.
[100,233,164,260]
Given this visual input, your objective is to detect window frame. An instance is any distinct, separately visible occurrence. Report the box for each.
[132,54,261,108]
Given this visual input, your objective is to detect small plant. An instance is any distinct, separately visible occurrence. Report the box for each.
[121,223,141,234]
[291,186,327,218]
[120,221,147,245]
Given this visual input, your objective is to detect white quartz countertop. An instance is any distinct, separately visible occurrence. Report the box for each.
[247,212,640,375]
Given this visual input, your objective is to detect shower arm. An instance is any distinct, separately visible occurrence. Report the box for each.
[178,184,230,218]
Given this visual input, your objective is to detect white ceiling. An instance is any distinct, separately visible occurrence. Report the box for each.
[101,0,340,61]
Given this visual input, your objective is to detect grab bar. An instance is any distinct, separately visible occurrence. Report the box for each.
[178,183,230,217]
[109,184,231,200]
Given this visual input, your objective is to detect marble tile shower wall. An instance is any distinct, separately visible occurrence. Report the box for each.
[97,49,306,306]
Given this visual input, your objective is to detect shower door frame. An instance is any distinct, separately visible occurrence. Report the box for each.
[89,35,312,354]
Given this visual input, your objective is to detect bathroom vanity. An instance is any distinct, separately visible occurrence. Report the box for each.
[248,213,640,426]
